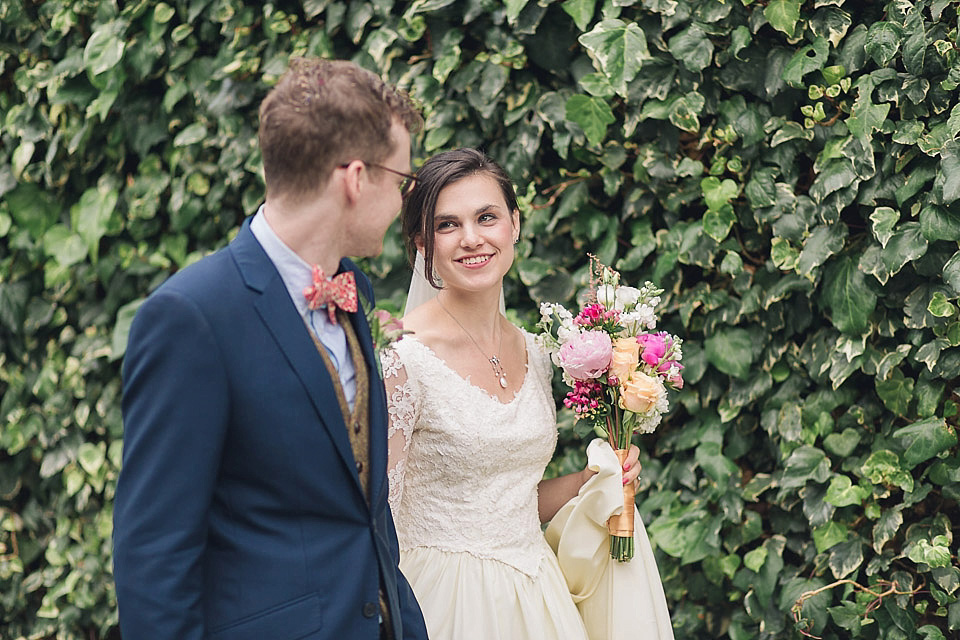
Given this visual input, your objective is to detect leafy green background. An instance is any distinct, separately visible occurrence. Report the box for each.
[2,0,958,638]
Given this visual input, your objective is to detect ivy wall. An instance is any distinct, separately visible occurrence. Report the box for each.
[1,0,958,638]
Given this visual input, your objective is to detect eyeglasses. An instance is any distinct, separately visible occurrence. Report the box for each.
[339,162,418,197]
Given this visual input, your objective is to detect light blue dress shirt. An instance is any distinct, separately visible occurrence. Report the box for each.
[250,207,357,410]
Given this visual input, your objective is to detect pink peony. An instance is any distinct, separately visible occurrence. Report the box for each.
[557,330,613,380]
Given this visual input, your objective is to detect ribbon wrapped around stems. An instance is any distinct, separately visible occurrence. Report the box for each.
[607,449,636,562]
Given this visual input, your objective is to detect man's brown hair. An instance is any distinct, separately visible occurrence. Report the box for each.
[258,58,422,200]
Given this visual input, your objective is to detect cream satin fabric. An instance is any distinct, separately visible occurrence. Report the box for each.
[545,439,675,640]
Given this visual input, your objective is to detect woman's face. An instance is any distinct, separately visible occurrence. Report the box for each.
[418,173,519,296]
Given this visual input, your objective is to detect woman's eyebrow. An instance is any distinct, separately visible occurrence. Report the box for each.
[434,204,502,221]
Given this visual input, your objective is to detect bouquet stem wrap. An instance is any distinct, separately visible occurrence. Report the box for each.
[607,448,635,562]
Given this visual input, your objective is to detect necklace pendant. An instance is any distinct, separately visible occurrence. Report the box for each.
[499,375,508,389]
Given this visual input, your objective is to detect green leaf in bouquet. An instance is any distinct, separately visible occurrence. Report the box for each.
[578,19,649,96]
[892,417,957,468]
[861,449,914,492]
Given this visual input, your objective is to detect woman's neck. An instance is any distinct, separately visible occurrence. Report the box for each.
[435,287,504,343]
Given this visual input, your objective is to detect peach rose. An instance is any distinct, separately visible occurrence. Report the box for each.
[619,372,662,414]
[609,337,640,382]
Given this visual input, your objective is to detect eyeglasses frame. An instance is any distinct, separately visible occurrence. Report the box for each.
[338,161,418,197]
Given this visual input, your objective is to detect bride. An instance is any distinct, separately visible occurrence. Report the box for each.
[381,148,646,639]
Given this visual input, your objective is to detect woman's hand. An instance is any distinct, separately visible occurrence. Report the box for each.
[577,443,642,487]
[621,444,641,486]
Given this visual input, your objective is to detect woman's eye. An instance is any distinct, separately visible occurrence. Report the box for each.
[479,213,497,223]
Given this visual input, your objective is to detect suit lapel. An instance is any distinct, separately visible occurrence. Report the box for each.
[343,261,388,509]
[230,222,365,499]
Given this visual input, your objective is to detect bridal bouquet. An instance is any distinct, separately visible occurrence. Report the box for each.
[536,259,683,561]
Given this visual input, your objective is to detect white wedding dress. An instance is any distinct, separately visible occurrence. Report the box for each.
[383,331,589,640]
[383,329,674,640]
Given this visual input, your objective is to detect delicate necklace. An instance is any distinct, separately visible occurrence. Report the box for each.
[437,297,508,389]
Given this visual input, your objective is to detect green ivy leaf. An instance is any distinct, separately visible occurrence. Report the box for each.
[782,37,829,88]
[42,225,88,269]
[893,418,958,468]
[822,256,877,334]
[668,23,714,73]
[825,474,869,507]
[781,445,832,489]
[704,328,755,379]
[701,177,739,211]
[920,205,960,242]
[77,442,105,476]
[872,506,904,553]
[797,223,848,279]
[111,299,145,361]
[70,184,119,264]
[864,22,903,67]
[561,0,594,32]
[881,222,928,276]
[578,19,649,96]
[823,428,861,458]
[703,205,736,243]
[565,95,614,147]
[764,0,801,37]
[929,292,956,318]
[870,206,899,246]
[908,536,953,569]
[83,21,126,78]
[862,449,914,492]
[829,539,863,579]
[813,520,848,553]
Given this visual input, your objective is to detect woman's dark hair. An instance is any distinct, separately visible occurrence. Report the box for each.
[401,148,519,289]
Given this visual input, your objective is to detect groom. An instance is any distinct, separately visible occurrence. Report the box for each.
[113,58,428,640]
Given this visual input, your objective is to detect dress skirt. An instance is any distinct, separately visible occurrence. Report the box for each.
[400,541,590,640]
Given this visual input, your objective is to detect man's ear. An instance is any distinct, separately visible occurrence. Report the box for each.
[339,160,364,205]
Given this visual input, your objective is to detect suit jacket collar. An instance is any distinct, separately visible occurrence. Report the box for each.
[230,218,388,506]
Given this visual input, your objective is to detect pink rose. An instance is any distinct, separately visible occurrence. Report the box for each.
[373,309,404,336]
[557,331,613,380]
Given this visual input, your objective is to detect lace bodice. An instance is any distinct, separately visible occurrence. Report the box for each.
[382,330,558,577]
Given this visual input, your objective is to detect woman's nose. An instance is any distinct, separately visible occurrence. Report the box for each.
[460,224,482,247]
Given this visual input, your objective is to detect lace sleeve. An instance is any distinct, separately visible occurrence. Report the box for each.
[380,346,420,514]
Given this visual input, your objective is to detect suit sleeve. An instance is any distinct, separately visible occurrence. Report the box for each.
[113,290,229,640]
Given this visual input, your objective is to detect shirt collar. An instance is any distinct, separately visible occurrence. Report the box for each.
[249,205,315,318]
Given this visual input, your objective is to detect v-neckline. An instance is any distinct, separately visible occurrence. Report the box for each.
[405,333,531,406]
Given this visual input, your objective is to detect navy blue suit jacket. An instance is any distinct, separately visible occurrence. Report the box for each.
[113,219,427,640]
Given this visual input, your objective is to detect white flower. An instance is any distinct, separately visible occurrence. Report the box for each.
[596,284,617,308]
[614,286,641,310]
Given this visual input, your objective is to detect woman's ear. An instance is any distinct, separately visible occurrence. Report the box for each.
[511,209,520,242]
[414,233,425,253]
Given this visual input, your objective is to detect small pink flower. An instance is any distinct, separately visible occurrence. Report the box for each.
[557,331,613,380]
[373,309,404,336]
[637,332,670,368]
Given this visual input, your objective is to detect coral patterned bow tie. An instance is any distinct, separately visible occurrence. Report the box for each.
[303,266,358,324]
